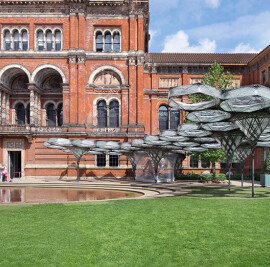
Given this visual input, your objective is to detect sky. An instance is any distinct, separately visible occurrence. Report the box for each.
[149,0,270,53]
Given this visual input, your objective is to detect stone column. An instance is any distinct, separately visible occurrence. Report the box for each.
[2,93,6,124]
[38,93,41,125]
[29,88,35,125]
[34,91,38,125]
[6,94,10,125]
[0,90,2,125]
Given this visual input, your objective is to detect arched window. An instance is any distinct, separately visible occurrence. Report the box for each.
[55,30,61,51]
[159,105,168,131]
[57,104,63,126]
[109,101,119,127]
[22,31,28,51]
[16,104,25,125]
[104,32,111,52]
[37,31,44,51]
[97,100,107,127]
[4,31,11,50]
[13,30,19,51]
[170,108,180,130]
[113,33,120,52]
[26,104,30,125]
[96,32,103,52]
[46,30,53,51]
[46,104,56,126]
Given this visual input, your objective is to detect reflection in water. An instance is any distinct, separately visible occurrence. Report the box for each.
[0,187,142,204]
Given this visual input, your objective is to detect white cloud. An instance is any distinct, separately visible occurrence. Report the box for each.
[187,11,270,51]
[229,43,259,53]
[149,29,159,50]
[205,0,220,8]
[162,30,216,53]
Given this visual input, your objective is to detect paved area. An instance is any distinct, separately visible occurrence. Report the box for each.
[0,177,262,200]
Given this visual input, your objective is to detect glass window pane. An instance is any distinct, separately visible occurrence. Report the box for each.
[46,31,52,51]
[170,109,179,130]
[22,31,28,51]
[4,31,11,50]
[47,104,56,126]
[113,33,120,52]
[13,30,19,51]
[57,104,63,126]
[109,155,119,167]
[159,105,168,131]
[201,160,210,168]
[97,154,106,167]
[190,155,199,168]
[109,101,119,127]
[37,31,44,50]
[97,101,107,127]
[26,104,30,125]
[16,104,25,125]
[96,32,103,52]
[105,33,111,52]
[55,31,61,51]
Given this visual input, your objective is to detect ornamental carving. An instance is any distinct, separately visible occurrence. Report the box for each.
[69,56,77,64]
[94,71,121,86]
[159,78,180,88]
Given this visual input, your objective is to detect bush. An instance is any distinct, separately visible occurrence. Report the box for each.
[176,173,226,181]
[230,172,260,181]
[263,151,270,174]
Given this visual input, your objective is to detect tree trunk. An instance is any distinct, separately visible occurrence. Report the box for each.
[212,161,216,180]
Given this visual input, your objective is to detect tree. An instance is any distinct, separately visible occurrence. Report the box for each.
[189,61,234,179]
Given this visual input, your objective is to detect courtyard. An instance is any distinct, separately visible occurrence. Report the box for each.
[0,180,269,266]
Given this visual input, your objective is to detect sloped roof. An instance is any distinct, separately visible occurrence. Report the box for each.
[146,53,258,65]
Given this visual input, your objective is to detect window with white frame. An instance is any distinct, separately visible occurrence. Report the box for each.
[35,27,62,51]
[96,154,119,167]
[2,27,29,51]
[95,29,121,52]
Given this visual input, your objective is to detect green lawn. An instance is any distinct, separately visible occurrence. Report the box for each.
[0,187,270,267]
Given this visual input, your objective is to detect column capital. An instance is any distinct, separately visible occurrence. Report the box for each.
[28,83,43,94]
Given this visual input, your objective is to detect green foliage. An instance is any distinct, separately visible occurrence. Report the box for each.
[231,172,260,181]
[200,149,225,164]
[263,151,270,174]
[176,172,226,181]
[188,61,234,103]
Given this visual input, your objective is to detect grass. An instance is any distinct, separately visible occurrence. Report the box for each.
[0,186,270,266]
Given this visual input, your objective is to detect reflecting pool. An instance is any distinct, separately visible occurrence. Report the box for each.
[0,187,143,204]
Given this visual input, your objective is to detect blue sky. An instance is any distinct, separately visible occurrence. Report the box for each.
[149,0,270,53]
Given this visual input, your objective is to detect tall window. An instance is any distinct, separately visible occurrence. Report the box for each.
[170,108,180,130]
[55,30,61,51]
[13,30,19,50]
[97,154,106,167]
[109,155,119,167]
[262,70,266,84]
[57,104,63,127]
[4,31,11,50]
[37,31,44,51]
[16,104,25,125]
[46,30,53,51]
[109,101,119,127]
[97,100,107,127]
[96,32,103,52]
[22,31,28,51]
[26,104,30,125]
[46,104,56,126]
[159,105,180,131]
[105,32,111,52]
[159,105,168,131]
[190,155,199,168]
[113,33,120,52]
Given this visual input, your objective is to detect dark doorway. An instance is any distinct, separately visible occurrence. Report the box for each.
[9,151,21,178]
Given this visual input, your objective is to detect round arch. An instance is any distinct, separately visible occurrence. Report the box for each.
[0,64,31,86]
[89,65,126,85]
[31,64,67,84]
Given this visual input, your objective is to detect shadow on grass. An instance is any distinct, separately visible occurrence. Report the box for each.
[182,186,270,199]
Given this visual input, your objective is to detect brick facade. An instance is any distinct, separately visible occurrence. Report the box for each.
[0,0,269,179]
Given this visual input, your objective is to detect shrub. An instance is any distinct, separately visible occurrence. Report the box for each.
[263,151,270,174]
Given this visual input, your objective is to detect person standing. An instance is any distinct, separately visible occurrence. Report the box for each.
[2,167,7,182]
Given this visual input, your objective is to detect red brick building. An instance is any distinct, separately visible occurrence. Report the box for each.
[0,0,269,179]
